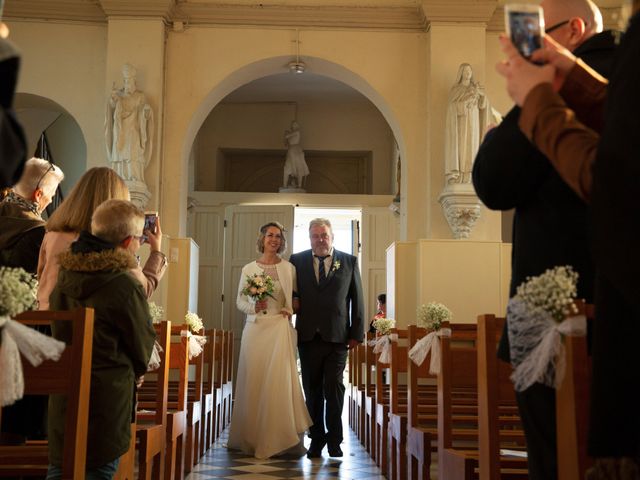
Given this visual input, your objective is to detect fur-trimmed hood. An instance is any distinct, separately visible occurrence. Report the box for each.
[55,245,138,301]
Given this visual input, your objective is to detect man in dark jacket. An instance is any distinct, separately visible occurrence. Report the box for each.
[0,157,64,273]
[472,0,617,478]
[0,157,63,445]
[47,199,155,478]
[290,218,364,458]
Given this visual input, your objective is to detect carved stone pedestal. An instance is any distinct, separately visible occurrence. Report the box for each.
[126,179,151,209]
[438,183,482,239]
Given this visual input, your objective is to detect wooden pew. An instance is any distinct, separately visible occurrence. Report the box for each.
[199,329,217,457]
[353,341,366,445]
[184,332,204,473]
[373,330,392,474]
[0,308,94,478]
[221,330,234,432]
[213,330,226,439]
[388,329,409,480]
[362,332,378,458]
[439,317,526,479]
[136,321,171,480]
[556,302,594,480]
[164,325,190,480]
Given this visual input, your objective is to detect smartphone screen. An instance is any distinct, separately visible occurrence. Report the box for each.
[144,213,158,235]
[505,5,544,59]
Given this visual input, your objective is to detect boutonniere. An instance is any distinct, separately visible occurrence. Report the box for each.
[331,260,341,272]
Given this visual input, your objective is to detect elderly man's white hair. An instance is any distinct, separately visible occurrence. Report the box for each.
[13,157,64,198]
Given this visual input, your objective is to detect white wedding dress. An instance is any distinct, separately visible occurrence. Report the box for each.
[227,262,312,459]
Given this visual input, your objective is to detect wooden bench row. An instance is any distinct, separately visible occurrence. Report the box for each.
[348,308,593,480]
[0,309,235,480]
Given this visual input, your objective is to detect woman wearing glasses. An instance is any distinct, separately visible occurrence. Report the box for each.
[37,167,167,309]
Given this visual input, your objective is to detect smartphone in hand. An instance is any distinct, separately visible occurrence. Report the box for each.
[144,212,158,235]
[505,4,545,59]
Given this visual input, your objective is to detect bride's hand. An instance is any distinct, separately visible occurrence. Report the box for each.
[281,310,292,320]
[254,299,268,313]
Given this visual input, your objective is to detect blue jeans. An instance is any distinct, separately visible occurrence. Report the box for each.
[46,458,120,480]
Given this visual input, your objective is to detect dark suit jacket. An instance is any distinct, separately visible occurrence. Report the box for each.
[290,249,364,344]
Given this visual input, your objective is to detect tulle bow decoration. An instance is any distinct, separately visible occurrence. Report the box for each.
[147,340,164,371]
[0,315,66,407]
[507,298,587,392]
[408,327,452,374]
[368,333,398,364]
[180,330,207,359]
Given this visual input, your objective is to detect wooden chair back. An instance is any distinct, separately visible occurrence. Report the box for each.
[0,308,94,478]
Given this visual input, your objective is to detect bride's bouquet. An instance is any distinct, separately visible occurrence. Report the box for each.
[507,265,584,391]
[242,272,275,314]
[241,273,275,301]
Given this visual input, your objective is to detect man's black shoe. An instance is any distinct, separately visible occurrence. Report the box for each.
[328,444,343,457]
[307,439,326,458]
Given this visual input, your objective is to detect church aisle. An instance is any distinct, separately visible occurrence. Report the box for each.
[186,428,386,479]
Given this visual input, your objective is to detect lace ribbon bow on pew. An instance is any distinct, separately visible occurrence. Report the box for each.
[0,315,66,407]
[180,330,207,359]
[408,327,452,374]
[368,333,398,364]
[507,298,586,392]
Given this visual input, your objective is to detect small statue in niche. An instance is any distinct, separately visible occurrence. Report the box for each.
[282,121,309,189]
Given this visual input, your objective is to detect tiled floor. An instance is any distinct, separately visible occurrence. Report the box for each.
[186,428,385,479]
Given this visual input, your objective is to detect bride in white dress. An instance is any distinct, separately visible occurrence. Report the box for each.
[227,222,312,459]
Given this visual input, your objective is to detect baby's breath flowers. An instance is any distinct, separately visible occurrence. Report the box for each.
[417,302,452,331]
[0,267,37,317]
[372,317,395,335]
[515,266,579,322]
[148,301,164,323]
[185,311,204,334]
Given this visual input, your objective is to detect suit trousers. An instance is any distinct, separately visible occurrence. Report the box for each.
[298,334,348,446]
[515,382,557,480]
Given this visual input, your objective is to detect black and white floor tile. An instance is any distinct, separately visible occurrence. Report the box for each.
[186,428,385,480]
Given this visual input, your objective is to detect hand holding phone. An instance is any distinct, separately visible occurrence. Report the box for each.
[144,212,158,235]
[505,4,545,60]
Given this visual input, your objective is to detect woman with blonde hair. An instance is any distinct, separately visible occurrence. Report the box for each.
[37,167,166,309]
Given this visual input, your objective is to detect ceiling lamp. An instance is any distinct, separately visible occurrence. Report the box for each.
[289,29,305,74]
[289,61,306,74]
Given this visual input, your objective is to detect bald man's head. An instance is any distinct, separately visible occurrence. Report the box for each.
[541,0,603,50]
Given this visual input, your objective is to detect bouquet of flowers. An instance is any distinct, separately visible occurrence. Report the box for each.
[185,311,204,334]
[409,301,453,373]
[0,266,37,317]
[241,273,275,301]
[508,265,584,391]
[369,317,395,363]
[371,316,395,335]
[0,267,65,407]
[148,301,164,324]
[182,311,206,360]
[417,302,452,331]
[515,265,579,322]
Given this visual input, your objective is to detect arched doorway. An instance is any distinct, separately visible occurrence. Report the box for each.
[14,93,87,197]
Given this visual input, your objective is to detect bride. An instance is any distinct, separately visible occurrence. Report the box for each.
[227,221,312,459]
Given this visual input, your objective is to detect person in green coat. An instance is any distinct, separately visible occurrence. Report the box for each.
[46,199,156,479]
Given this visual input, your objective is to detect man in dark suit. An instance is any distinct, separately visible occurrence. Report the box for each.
[472,1,616,478]
[290,218,364,458]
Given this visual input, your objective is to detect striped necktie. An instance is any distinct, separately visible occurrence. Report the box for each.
[316,255,328,283]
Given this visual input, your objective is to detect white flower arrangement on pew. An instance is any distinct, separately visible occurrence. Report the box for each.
[368,317,396,363]
[182,311,207,359]
[0,267,65,406]
[408,301,453,374]
[146,301,165,371]
[507,265,584,392]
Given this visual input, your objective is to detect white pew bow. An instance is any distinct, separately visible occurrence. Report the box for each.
[180,330,207,359]
[507,298,587,392]
[0,315,66,407]
[367,333,398,364]
[408,328,452,375]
